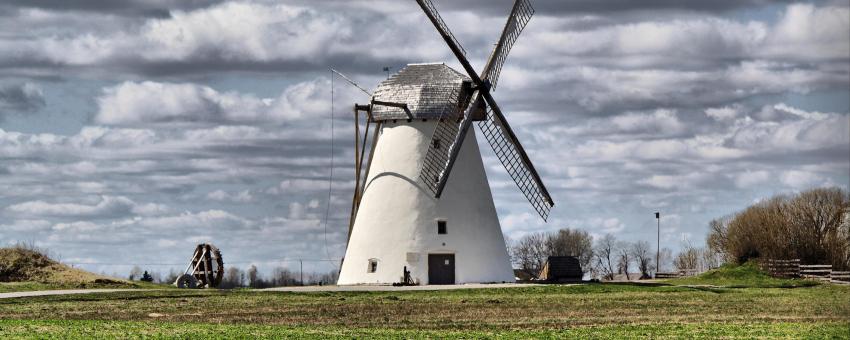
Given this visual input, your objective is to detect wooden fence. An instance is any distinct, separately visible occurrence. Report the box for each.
[655,272,679,279]
[655,269,698,279]
[759,259,800,277]
[759,259,849,285]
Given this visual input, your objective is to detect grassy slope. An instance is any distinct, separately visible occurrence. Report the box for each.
[0,283,848,338]
[0,247,163,292]
[665,262,818,288]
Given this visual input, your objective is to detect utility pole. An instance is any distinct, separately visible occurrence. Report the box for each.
[300,259,303,286]
[655,212,660,277]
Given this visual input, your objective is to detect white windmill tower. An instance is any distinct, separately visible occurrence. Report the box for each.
[337,0,552,285]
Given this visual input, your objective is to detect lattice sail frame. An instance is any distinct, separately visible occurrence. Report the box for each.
[485,0,534,89]
[415,0,554,221]
[419,0,466,57]
[477,108,552,220]
[420,86,464,195]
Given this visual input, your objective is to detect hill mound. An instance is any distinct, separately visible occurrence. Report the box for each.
[666,262,818,288]
[0,246,141,291]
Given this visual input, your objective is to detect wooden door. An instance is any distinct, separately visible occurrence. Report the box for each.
[428,254,455,285]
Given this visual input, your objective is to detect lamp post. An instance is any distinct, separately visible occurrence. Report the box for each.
[655,212,660,277]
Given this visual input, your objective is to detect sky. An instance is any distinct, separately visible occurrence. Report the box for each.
[0,0,848,277]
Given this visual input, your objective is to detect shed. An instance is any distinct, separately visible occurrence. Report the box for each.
[539,256,583,282]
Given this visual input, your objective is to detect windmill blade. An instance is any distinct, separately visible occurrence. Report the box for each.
[415,0,482,84]
[419,86,470,197]
[481,0,534,89]
[477,94,553,221]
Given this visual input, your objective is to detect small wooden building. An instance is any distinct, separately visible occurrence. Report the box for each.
[539,256,583,282]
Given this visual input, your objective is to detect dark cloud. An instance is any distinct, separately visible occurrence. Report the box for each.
[439,0,808,15]
[0,83,45,116]
[0,0,223,17]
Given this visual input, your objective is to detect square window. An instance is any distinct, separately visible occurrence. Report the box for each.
[437,220,447,234]
[367,259,378,273]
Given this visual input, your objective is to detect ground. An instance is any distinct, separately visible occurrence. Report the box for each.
[1,253,849,338]
[0,282,848,338]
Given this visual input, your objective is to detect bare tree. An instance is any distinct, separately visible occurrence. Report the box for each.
[593,234,617,280]
[511,232,549,279]
[658,247,673,273]
[128,266,143,281]
[616,241,632,280]
[270,267,297,286]
[674,241,701,274]
[247,265,259,288]
[631,241,655,279]
[162,269,179,284]
[546,228,594,275]
[221,267,244,288]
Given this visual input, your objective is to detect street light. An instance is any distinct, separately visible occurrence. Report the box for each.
[655,212,660,277]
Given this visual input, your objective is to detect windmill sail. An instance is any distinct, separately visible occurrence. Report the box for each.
[478,105,553,221]
[415,0,553,221]
[483,0,534,89]
[420,115,461,195]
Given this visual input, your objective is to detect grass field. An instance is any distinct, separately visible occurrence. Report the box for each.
[1,282,848,338]
[2,255,849,338]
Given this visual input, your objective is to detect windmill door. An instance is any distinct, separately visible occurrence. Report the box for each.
[428,254,455,285]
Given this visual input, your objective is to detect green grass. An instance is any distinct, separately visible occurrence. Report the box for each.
[0,281,166,293]
[0,283,848,338]
[0,319,847,339]
[666,262,819,288]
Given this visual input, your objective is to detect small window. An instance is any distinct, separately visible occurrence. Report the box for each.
[437,220,447,235]
[367,259,378,273]
[433,138,441,149]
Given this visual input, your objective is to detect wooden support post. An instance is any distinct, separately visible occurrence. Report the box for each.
[348,105,360,245]
[347,104,378,249]
[359,120,380,202]
[355,119,371,208]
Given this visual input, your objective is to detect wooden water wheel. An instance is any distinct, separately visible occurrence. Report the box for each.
[175,243,224,288]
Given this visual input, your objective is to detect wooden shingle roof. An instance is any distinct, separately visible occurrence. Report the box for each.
[371,63,472,121]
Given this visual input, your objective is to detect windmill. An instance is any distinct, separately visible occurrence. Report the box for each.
[337,0,552,285]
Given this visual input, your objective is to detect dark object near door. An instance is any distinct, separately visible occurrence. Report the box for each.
[539,256,582,282]
[428,254,455,285]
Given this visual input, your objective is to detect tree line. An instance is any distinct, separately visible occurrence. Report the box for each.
[510,229,686,280]
[707,187,849,270]
[512,187,849,280]
[126,265,339,288]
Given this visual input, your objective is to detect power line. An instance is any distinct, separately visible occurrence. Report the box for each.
[323,70,337,271]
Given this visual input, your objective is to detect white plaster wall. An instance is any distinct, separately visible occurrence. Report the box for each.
[338,120,515,285]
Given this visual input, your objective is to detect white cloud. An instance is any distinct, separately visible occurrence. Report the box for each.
[206,189,254,203]
[733,170,771,189]
[705,106,739,121]
[765,4,850,60]
[95,79,329,125]
[139,209,250,230]
[780,170,827,190]
[6,196,169,218]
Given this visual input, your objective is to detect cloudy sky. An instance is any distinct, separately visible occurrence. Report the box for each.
[0,0,848,276]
